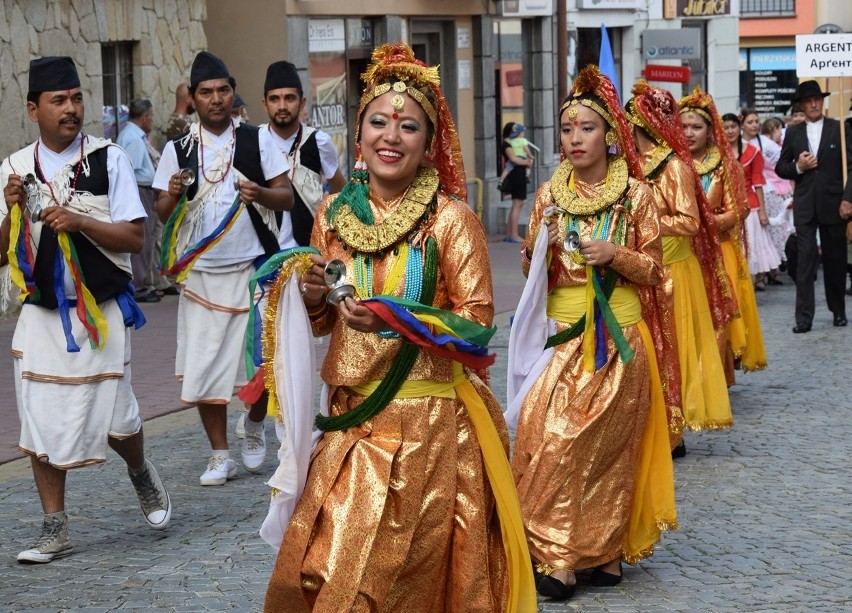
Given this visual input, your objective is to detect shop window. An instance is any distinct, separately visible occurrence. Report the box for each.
[741,0,795,17]
[102,42,134,141]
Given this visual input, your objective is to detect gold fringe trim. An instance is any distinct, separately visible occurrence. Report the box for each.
[622,519,679,565]
[260,253,316,420]
[685,419,734,431]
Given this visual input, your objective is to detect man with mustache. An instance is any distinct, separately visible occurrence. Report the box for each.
[153,51,293,485]
[0,56,171,563]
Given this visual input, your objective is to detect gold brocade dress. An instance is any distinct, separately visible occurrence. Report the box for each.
[264,193,509,613]
[512,176,674,572]
[644,153,733,431]
[701,162,767,376]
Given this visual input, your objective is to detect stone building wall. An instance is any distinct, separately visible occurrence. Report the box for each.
[0,0,207,157]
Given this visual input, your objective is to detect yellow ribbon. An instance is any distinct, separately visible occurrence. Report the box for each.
[6,206,30,299]
[661,235,692,265]
[547,285,642,326]
[351,362,536,613]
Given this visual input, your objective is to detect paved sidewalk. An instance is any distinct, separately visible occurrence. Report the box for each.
[1,247,851,610]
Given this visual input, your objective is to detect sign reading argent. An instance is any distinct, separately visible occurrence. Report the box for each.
[643,29,701,61]
[795,33,852,77]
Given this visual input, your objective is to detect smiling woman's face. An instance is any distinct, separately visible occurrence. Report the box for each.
[359,91,429,197]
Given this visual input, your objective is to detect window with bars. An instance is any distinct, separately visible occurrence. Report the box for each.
[101,42,134,141]
[741,0,796,17]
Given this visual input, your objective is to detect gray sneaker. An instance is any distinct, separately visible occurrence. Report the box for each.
[17,513,73,564]
[128,459,172,529]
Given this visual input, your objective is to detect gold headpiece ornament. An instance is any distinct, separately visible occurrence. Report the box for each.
[353,42,467,201]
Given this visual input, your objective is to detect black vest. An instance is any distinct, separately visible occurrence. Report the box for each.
[31,145,131,309]
[172,124,280,256]
[290,128,322,247]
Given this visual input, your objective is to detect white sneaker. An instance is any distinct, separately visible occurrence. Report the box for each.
[17,513,73,564]
[128,459,172,529]
[241,421,266,473]
[235,409,248,439]
[199,455,237,486]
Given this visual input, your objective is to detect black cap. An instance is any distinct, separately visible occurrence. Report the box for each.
[264,61,302,94]
[28,56,80,94]
[792,80,830,103]
[190,51,231,88]
[233,93,247,110]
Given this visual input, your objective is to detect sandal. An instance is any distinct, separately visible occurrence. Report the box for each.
[591,561,623,587]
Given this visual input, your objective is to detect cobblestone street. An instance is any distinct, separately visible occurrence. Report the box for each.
[1,243,850,611]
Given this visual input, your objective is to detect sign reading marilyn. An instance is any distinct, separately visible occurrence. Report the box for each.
[795,33,852,77]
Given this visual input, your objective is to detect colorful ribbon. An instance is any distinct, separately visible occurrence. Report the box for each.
[359,296,497,370]
[243,246,320,381]
[161,193,244,282]
[7,205,39,302]
[55,231,109,352]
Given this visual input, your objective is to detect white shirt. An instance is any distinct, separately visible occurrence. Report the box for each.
[806,118,824,156]
[153,124,288,267]
[116,122,156,187]
[261,123,341,249]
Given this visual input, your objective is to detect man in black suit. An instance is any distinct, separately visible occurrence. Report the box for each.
[776,80,852,332]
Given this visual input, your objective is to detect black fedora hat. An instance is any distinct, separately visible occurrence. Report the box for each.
[792,80,830,103]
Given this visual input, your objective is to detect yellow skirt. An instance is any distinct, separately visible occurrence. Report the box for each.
[669,253,734,430]
[720,240,767,372]
[512,320,676,570]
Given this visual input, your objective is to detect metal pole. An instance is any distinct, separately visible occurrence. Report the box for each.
[557,0,568,103]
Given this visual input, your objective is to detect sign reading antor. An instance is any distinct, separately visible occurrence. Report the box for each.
[796,33,852,77]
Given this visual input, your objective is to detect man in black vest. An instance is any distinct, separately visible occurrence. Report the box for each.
[153,51,293,485]
[777,80,852,332]
[260,60,346,248]
[1,56,171,563]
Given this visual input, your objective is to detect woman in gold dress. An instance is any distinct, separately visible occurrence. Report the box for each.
[625,83,734,450]
[678,87,767,378]
[263,44,535,612]
[508,67,676,601]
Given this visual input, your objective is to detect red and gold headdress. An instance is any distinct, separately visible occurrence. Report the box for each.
[560,65,643,180]
[629,82,735,332]
[355,42,466,201]
[677,85,750,218]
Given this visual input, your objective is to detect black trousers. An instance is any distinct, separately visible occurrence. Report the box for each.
[794,221,847,324]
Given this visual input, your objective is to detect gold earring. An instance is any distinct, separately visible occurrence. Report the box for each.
[605,131,616,147]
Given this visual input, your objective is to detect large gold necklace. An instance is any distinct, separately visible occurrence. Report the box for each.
[333,166,439,253]
[693,145,721,175]
[642,144,672,178]
[550,156,628,216]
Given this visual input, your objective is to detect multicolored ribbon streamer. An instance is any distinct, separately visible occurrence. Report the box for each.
[6,205,39,302]
[55,231,109,352]
[580,265,635,371]
[161,193,244,282]
[359,296,497,370]
[243,246,320,381]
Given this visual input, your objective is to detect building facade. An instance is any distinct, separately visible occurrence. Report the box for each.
[739,0,852,120]
[0,0,207,155]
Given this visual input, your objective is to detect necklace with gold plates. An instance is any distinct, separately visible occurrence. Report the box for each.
[332,166,439,254]
[550,155,628,216]
[693,145,721,176]
[642,143,673,180]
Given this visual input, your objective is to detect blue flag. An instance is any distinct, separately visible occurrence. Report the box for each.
[599,24,621,103]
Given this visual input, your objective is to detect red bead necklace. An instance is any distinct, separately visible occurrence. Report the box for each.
[34,135,86,206]
[199,123,235,184]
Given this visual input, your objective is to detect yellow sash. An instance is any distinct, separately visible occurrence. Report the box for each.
[351,363,536,613]
[662,235,692,265]
[546,285,642,327]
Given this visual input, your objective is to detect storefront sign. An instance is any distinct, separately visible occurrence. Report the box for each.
[643,29,701,61]
[644,64,691,83]
[308,19,345,53]
[674,0,730,17]
[577,0,642,8]
[498,0,553,17]
[740,47,798,115]
[796,33,852,77]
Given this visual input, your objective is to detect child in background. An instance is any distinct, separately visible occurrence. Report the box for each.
[499,123,534,187]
